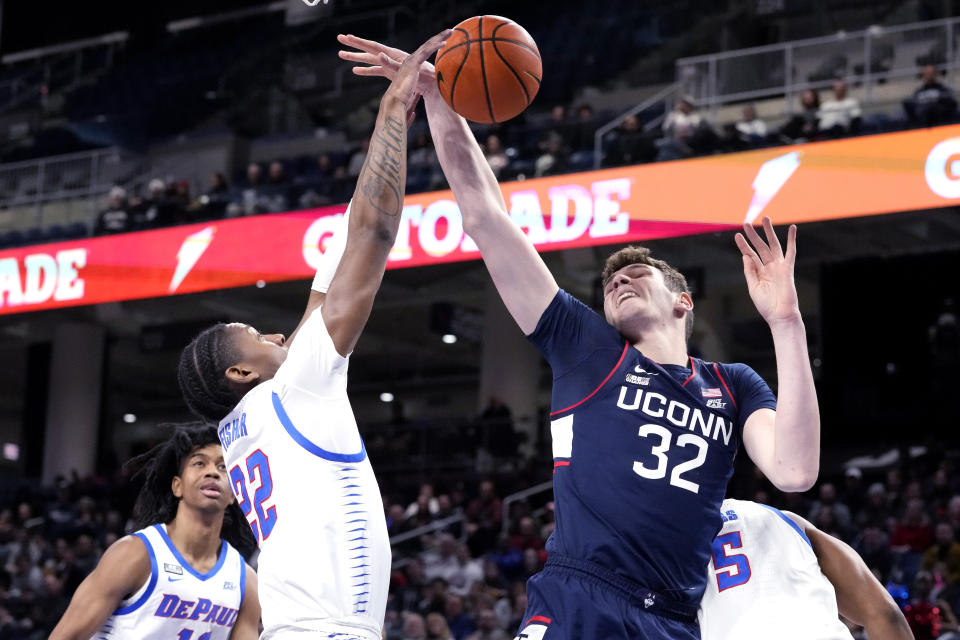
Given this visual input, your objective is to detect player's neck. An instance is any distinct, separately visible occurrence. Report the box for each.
[629,329,688,366]
[166,508,224,569]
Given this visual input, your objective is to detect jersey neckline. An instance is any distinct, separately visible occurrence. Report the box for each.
[154,523,229,581]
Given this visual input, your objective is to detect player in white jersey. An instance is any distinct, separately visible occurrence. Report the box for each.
[699,498,911,640]
[50,423,260,640]
[176,31,451,640]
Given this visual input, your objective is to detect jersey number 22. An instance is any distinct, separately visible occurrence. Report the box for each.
[229,449,277,542]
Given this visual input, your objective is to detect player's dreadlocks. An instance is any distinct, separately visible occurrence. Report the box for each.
[127,422,257,560]
[602,245,695,341]
[178,324,243,423]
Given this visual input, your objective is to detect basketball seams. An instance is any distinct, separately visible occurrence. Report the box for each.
[446,27,471,115]
[435,15,540,123]
[477,16,497,123]
[491,22,531,105]
[434,37,540,61]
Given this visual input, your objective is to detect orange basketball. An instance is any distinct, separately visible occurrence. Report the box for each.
[434,15,542,124]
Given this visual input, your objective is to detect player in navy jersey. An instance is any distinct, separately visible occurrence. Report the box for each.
[50,423,260,640]
[339,35,820,640]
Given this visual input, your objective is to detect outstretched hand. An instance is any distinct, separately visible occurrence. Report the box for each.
[338,32,445,99]
[735,217,801,325]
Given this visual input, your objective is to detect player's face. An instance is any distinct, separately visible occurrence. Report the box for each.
[228,323,288,382]
[601,263,679,332]
[172,444,234,513]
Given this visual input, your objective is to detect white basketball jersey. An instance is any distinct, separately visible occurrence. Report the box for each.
[91,524,245,640]
[219,309,390,640]
[698,499,853,640]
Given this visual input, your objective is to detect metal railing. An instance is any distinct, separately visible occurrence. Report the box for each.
[501,480,554,536]
[593,82,683,169]
[0,32,128,113]
[676,15,960,114]
[390,512,467,547]
[0,148,146,228]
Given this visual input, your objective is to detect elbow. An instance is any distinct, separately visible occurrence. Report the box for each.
[771,466,819,493]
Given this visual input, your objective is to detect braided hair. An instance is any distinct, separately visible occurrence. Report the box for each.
[178,323,243,423]
[127,422,257,560]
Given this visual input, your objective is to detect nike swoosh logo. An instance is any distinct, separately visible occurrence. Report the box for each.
[168,577,183,582]
[634,366,658,375]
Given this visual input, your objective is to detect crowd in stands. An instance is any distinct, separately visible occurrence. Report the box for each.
[3,427,960,639]
[76,63,960,244]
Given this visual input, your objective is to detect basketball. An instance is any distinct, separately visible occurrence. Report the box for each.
[434,15,542,124]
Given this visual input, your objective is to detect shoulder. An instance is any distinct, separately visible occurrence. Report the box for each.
[103,533,152,566]
[93,534,154,589]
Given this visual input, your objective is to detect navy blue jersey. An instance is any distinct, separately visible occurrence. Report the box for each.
[528,289,777,605]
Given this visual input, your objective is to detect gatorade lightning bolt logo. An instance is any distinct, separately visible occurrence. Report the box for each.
[744,151,801,224]
[169,226,216,293]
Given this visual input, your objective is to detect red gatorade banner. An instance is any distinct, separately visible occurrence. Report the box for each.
[3,123,960,315]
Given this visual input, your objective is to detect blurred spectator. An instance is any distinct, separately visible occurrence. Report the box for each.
[426,611,455,640]
[131,178,178,228]
[856,482,893,530]
[893,498,934,553]
[545,104,571,141]
[232,163,268,216]
[402,611,428,640]
[509,517,543,553]
[194,172,230,220]
[407,484,441,522]
[605,115,655,166]
[348,140,369,177]
[905,65,957,127]
[423,534,458,582]
[483,135,509,178]
[818,80,862,136]
[733,104,768,147]
[781,89,821,141]
[465,607,508,640]
[904,570,960,640]
[447,542,483,597]
[466,480,502,555]
[261,161,291,212]
[297,154,338,208]
[477,397,521,459]
[842,467,865,516]
[854,526,894,578]
[444,593,476,640]
[924,522,960,584]
[534,131,567,177]
[569,104,597,152]
[808,482,853,536]
[93,186,130,235]
[659,96,716,160]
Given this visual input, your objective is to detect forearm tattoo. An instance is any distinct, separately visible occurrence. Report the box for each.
[358,114,405,217]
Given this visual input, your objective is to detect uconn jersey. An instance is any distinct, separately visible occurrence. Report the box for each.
[91,524,245,639]
[219,309,390,640]
[699,499,853,640]
[527,290,777,607]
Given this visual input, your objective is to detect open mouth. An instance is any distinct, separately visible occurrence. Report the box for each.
[616,291,638,307]
[200,484,223,499]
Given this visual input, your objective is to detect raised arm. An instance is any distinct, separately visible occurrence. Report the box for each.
[338,34,558,335]
[784,512,912,640]
[737,218,819,492]
[321,30,450,356]
[49,536,152,640]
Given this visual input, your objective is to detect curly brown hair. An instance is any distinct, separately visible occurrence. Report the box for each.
[601,245,694,341]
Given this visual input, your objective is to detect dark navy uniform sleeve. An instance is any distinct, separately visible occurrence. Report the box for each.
[726,362,778,431]
[527,289,626,406]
